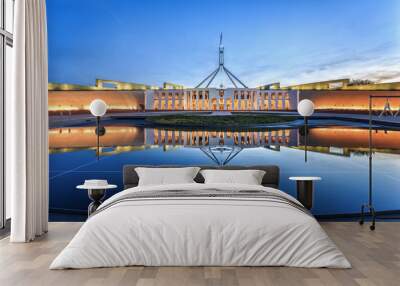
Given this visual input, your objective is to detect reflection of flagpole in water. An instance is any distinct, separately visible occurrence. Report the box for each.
[200,146,243,166]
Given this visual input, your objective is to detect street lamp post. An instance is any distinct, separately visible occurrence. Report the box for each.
[89,99,108,160]
[297,99,315,162]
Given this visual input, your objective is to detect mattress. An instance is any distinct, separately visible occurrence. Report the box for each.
[50,183,351,269]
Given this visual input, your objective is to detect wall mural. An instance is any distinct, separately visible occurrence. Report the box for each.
[47,0,400,219]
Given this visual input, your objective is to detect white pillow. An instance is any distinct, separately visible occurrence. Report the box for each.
[135,167,200,186]
[200,169,266,185]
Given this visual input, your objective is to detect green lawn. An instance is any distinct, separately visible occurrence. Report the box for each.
[146,114,297,127]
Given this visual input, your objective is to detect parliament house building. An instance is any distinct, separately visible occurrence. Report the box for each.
[145,88,298,111]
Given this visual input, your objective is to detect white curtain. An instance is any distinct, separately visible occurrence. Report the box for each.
[8,0,49,242]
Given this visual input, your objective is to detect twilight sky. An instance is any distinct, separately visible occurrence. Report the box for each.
[47,0,400,88]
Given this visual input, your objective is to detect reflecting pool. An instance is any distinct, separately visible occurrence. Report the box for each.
[49,120,400,217]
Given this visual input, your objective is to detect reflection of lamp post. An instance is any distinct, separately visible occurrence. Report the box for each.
[89,99,108,160]
[297,99,314,162]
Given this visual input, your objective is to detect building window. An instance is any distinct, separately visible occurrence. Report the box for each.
[1,0,14,229]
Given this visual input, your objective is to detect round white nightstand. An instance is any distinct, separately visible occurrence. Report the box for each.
[289,177,321,210]
[77,180,117,216]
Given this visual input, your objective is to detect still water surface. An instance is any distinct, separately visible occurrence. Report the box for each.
[49,121,400,216]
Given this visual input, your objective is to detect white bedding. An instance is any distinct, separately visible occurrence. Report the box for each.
[50,183,351,269]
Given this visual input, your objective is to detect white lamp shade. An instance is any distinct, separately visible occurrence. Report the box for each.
[89,99,107,117]
[297,99,315,117]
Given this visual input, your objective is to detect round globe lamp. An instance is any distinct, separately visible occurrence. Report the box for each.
[297,99,315,117]
[89,99,107,117]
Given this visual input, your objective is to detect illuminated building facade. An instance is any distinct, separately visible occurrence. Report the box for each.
[48,90,146,114]
[145,88,298,111]
[299,90,400,111]
[48,78,400,114]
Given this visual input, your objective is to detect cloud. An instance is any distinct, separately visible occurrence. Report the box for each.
[236,40,400,87]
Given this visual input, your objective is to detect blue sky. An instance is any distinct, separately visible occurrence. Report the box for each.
[47,0,400,88]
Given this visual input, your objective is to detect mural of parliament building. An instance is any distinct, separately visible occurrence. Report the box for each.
[48,36,400,114]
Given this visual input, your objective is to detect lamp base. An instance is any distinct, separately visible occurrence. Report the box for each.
[87,189,106,216]
[359,203,376,231]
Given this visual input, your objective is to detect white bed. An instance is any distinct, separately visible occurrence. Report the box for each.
[50,182,350,269]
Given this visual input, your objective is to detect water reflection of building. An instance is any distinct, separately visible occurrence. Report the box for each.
[294,127,400,157]
[299,90,400,112]
[306,128,400,150]
[48,78,400,114]
[49,126,400,158]
[49,126,144,150]
[144,129,298,147]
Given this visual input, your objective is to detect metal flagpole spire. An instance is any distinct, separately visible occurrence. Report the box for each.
[196,33,248,88]
[219,32,224,67]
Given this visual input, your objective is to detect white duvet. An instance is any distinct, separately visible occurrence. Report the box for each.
[50,183,351,269]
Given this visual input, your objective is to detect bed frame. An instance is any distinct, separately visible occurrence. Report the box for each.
[123,165,280,190]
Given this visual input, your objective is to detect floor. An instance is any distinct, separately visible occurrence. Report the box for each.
[0,222,399,286]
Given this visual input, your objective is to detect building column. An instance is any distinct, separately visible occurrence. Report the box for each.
[262,94,265,110]
[268,131,272,146]
[171,93,175,110]
[268,93,272,110]
[282,94,286,110]
[223,94,227,110]
[171,130,175,145]
[158,129,162,145]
